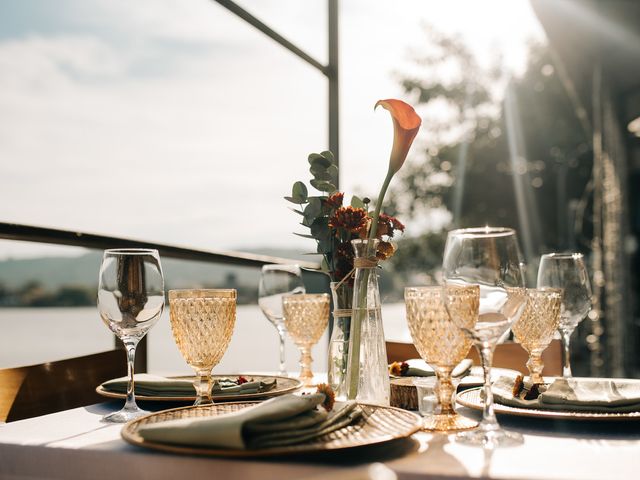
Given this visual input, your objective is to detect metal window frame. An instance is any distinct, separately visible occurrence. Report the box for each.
[1,2,337,368]
[213,0,340,187]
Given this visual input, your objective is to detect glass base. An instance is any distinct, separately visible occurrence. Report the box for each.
[455,424,523,447]
[101,405,150,424]
[422,413,478,432]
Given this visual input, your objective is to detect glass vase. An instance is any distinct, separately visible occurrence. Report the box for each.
[328,281,352,400]
[346,238,390,405]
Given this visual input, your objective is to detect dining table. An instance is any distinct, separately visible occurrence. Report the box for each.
[0,379,638,480]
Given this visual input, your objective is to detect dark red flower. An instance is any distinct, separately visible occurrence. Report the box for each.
[376,213,405,238]
[237,376,248,385]
[329,206,368,234]
[376,241,396,260]
[324,192,344,209]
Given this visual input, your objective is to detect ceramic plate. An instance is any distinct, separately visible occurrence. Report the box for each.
[96,374,302,402]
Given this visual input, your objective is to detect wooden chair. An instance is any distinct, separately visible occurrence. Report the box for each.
[387,339,563,377]
[0,341,146,423]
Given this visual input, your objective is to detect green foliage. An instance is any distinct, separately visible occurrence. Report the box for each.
[286,151,340,276]
[388,27,593,279]
[286,151,404,282]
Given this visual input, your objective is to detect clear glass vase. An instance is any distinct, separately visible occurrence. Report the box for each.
[346,239,390,405]
[328,281,352,400]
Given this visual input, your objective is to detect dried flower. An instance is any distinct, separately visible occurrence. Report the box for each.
[389,361,409,376]
[376,241,396,261]
[329,206,368,234]
[324,192,344,209]
[315,383,336,411]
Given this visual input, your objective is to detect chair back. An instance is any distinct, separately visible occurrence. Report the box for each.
[387,340,562,376]
[0,350,127,422]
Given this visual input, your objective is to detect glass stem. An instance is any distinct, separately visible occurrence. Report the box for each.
[560,329,573,378]
[435,368,455,416]
[478,342,498,429]
[277,328,287,376]
[194,369,213,405]
[299,345,314,386]
[123,339,140,412]
[527,351,544,384]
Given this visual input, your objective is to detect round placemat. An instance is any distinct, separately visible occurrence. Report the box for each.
[122,401,423,457]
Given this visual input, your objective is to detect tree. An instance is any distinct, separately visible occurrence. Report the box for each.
[388,28,592,278]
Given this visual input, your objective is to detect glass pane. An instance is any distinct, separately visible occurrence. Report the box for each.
[0,0,325,256]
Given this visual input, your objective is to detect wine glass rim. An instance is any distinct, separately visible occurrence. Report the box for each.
[104,248,158,255]
[282,293,329,300]
[447,227,516,237]
[540,252,584,260]
[169,289,237,299]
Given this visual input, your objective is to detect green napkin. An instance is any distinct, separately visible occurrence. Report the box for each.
[101,374,276,397]
[394,359,473,378]
[137,393,362,450]
[493,376,640,413]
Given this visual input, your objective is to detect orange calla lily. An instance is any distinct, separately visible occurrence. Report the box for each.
[375,99,422,174]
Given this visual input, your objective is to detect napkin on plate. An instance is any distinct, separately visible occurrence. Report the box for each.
[137,393,362,449]
[493,376,640,413]
[101,374,276,397]
[391,359,473,378]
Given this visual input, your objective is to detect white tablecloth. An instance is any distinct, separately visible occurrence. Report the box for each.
[0,400,638,480]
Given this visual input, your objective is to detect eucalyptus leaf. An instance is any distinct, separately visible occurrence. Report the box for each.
[311,170,333,182]
[320,150,335,163]
[317,238,333,254]
[310,163,329,177]
[293,232,316,239]
[327,164,339,182]
[292,181,308,200]
[321,257,331,272]
[304,197,322,218]
[351,195,366,209]
[310,219,330,240]
[284,196,305,205]
[310,179,336,192]
[308,154,332,169]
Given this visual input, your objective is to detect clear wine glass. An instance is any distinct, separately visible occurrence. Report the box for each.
[282,293,330,386]
[442,227,527,446]
[258,264,305,376]
[536,253,592,377]
[97,248,164,423]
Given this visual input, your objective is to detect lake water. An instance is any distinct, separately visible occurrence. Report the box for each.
[0,304,410,373]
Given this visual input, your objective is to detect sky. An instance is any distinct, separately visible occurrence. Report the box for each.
[0,0,545,259]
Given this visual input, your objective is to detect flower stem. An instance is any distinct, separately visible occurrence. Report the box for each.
[347,168,395,399]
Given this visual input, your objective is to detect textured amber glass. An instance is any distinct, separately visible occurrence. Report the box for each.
[283,293,330,386]
[405,285,479,432]
[169,289,236,405]
[512,288,563,383]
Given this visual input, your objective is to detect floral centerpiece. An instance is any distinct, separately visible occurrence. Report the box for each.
[286,99,421,400]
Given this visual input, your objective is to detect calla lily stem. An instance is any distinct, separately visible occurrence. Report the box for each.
[347,168,395,399]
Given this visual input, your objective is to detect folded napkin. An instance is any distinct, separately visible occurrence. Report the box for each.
[137,393,362,450]
[391,359,473,378]
[101,374,276,397]
[493,376,640,413]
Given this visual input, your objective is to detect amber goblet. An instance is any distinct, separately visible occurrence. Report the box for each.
[282,293,330,386]
[512,288,563,384]
[405,285,479,432]
[169,289,237,406]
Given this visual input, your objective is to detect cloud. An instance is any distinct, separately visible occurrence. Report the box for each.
[0,0,545,258]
